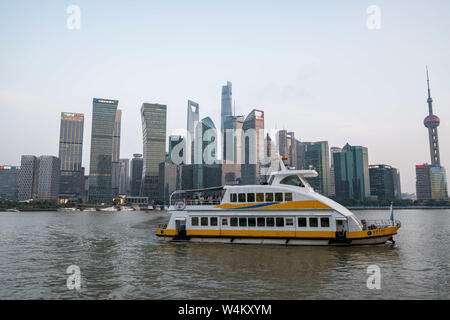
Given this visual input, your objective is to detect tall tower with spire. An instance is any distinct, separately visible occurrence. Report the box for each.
[424,67,441,166]
[416,67,448,200]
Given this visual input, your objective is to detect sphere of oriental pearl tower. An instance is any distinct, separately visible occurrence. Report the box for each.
[424,114,440,128]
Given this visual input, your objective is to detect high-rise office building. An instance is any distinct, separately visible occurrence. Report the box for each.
[415,68,448,200]
[168,135,185,165]
[194,117,217,189]
[58,112,84,201]
[277,130,297,168]
[112,110,121,163]
[333,143,370,201]
[130,154,143,196]
[223,115,244,164]
[0,165,20,200]
[18,155,40,201]
[88,98,118,203]
[369,164,401,200]
[329,147,342,197]
[302,141,331,196]
[295,139,305,170]
[119,159,130,195]
[141,103,167,200]
[186,100,199,164]
[111,110,122,198]
[37,156,60,201]
[220,81,232,134]
[241,109,264,185]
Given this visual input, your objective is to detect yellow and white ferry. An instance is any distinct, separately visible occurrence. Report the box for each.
[157,161,401,246]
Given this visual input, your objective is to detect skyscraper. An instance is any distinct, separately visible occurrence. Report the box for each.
[369,164,402,200]
[186,100,199,164]
[303,141,331,196]
[130,154,143,196]
[221,81,232,134]
[223,115,244,164]
[88,98,118,203]
[18,155,40,201]
[194,117,217,188]
[58,112,84,201]
[37,156,60,201]
[333,143,370,201]
[119,158,130,195]
[141,103,167,200]
[0,165,20,200]
[168,135,185,165]
[277,130,297,168]
[415,68,448,200]
[241,109,264,184]
[112,109,122,163]
[329,147,342,197]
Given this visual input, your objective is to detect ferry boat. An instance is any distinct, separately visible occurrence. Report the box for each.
[156,159,401,246]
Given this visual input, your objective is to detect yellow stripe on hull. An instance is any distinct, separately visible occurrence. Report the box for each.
[214,200,332,210]
[157,227,398,240]
[346,226,400,239]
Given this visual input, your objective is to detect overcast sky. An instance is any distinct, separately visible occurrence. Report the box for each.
[1,0,449,194]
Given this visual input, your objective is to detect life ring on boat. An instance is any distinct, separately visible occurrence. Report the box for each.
[367,231,372,236]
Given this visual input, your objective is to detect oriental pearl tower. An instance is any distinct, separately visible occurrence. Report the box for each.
[424,67,441,166]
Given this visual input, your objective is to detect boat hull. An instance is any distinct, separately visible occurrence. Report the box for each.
[156,227,399,246]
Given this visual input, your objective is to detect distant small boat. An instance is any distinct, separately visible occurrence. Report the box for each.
[119,206,134,212]
[83,207,97,212]
[5,209,20,213]
[100,206,118,212]
[58,208,81,212]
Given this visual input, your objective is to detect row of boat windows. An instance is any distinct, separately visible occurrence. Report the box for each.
[190,216,331,228]
[230,192,293,203]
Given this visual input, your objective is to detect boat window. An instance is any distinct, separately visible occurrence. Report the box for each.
[222,218,228,226]
[275,192,283,202]
[247,193,255,202]
[320,217,330,228]
[309,217,318,227]
[210,217,218,226]
[285,218,294,226]
[238,193,246,203]
[298,217,307,227]
[201,217,208,226]
[248,217,256,227]
[257,217,265,227]
[276,217,284,227]
[265,193,273,202]
[285,193,293,202]
[230,217,238,227]
[256,193,264,202]
[191,217,199,226]
[230,193,237,203]
[239,217,247,227]
[266,217,275,227]
[280,175,305,187]
[268,175,275,185]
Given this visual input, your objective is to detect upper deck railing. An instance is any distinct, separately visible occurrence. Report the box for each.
[360,219,401,230]
[170,199,222,206]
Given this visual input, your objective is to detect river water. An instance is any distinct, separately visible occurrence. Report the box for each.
[0,209,448,299]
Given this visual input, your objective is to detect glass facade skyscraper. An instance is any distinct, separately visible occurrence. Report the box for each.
[130,154,143,196]
[333,143,370,201]
[221,81,232,134]
[88,98,118,203]
[369,164,402,200]
[37,155,60,201]
[0,165,20,200]
[58,112,84,200]
[18,155,40,201]
[141,103,167,200]
[302,141,331,196]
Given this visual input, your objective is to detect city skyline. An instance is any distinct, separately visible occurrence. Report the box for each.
[1,1,450,194]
